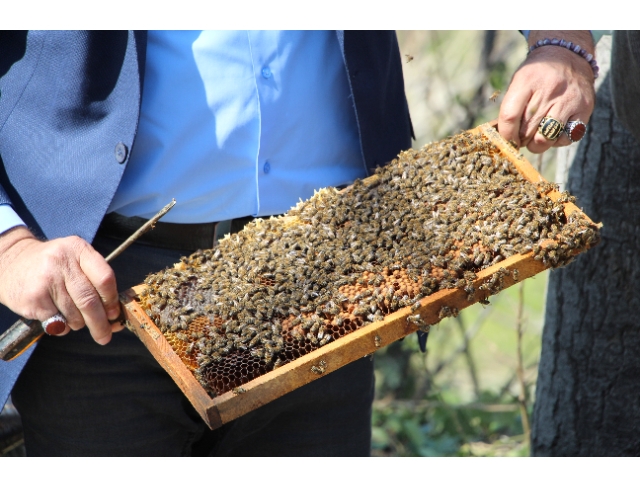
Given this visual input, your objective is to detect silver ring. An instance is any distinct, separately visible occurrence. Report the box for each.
[41,313,67,335]
[564,120,587,142]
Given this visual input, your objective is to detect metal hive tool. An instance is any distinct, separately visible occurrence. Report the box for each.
[120,122,601,429]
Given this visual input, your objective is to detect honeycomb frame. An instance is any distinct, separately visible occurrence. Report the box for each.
[120,122,601,430]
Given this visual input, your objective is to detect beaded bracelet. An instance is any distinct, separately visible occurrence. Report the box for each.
[528,38,599,80]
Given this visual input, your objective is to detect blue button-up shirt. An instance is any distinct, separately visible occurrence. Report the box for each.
[0,30,366,229]
[109,30,366,223]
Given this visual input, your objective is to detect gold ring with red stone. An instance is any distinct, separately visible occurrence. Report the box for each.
[564,120,587,143]
[41,313,67,336]
[538,116,565,141]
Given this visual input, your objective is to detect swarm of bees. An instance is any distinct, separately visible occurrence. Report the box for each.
[137,131,600,398]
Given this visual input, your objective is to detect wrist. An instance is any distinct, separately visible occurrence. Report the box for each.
[527,31,598,80]
[527,31,594,54]
[0,226,38,264]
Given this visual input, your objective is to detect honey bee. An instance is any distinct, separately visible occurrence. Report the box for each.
[310,359,327,375]
[407,314,427,328]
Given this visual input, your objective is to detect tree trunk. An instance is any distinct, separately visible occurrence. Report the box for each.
[531,74,640,455]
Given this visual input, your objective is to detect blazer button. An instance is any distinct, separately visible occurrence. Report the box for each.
[115,142,128,164]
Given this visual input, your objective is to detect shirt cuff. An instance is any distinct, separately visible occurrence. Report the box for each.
[0,205,27,236]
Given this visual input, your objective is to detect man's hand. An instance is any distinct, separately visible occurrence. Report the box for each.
[499,30,596,153]
[0,226,123,344]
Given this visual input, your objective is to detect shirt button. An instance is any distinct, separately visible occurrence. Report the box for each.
[263,161,271,174]
[115,142,128,164]
[261,67,272,79]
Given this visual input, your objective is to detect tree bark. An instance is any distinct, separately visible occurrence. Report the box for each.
[532,74,640,455]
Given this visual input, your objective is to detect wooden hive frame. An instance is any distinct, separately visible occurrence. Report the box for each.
[120,121,600,430]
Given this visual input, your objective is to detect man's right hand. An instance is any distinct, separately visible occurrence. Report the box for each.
[498,30,596,154]
[0,226,122,344]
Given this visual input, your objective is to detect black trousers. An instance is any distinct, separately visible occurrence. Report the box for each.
[12,234,375,456]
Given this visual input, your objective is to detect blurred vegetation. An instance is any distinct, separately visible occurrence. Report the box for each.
[370,31,561,457]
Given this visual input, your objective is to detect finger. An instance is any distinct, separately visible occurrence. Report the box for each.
[518,96,547,148]
[63,267,113,345]
[109,303,125,333]
[44,262,91,333]
[527,131,561,154]
[111,322,125,333]
[26,295,73,338]
[52,324,71,337]
[553,132,573,148]
[525,86,593,152]
[526,123,559,154]
[77,243,120,322]
[525,108,570,153]
[52,285,88,332]
[41,314,72,337]
[498,85,533,148]
[34,305,73,337]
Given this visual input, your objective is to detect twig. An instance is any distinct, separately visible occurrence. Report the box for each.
[374,397,520,413]
[496,357,540,401]
[1,437,24,456]
[431,305,493,378]
[536,153,544,174]
[104,199,176,263]
[497,371,517,400]
[515,281,531,444]
[454,313,481,400]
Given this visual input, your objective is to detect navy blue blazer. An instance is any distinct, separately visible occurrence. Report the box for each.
[0,30,413,408]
